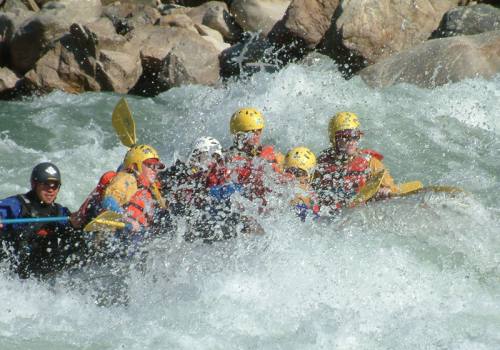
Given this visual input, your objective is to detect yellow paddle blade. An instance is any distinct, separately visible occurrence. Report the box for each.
[351,170,386,207]
[397,181,424,196]
[83,211,125,232]
[112,97,136,147]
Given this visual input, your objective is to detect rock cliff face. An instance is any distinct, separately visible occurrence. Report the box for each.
[0,0,499,98]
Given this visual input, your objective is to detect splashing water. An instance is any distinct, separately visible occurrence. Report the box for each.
[0,57,499,349]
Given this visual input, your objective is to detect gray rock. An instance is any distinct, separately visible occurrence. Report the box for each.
[359,30,500,88]
[186,1,242,42]
[103,2,161,35]
[230,0,290,37]
[431,4,500,38]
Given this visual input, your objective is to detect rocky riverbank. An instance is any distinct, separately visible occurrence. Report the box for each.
[0,0,499,99]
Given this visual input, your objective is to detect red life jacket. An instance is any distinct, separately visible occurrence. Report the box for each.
[227,145,280,198]
[315,149,383,204]
[77,170,117,223]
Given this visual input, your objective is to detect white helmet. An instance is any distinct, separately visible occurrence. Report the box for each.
[188,137,223,168]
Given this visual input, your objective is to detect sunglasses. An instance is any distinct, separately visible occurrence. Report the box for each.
[39,182,60,190]
[143,162,164,171]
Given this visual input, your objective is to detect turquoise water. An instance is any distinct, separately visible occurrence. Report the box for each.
[0,56,499,349]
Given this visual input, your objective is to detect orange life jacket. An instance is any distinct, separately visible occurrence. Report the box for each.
[125,188,155,226]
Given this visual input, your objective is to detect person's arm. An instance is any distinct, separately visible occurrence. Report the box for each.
[0,197,22,231]
[369,157,399,195]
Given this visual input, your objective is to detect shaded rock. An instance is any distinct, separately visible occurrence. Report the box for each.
[85,17,128,52]
[219,33,280,78]
[130,26,220,96]
[431,4,500,38]
[186,1,242,42]
[322,0,461,76]
[161,0,218,7]
[0,10,33,67]
[230,0,290,37]
[0,66,19,98]
[359,30,500,88]
[10,0,101,74]
[96,49,143,93]
[269,0,340,50]
[103,2,161,35]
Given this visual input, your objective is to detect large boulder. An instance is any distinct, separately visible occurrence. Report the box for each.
[359,30,500,88]
[431,4,500,38]
[269,0,340,49]
[322,0,461,75]
[129,26,220,96]
[103,2,161,35]
[9,0,101,74]
[22,21,142,94]
[219,34,279,78]
[96,49,143,93]
[23,41,100,94]
[230,0,291,37]
[0,10,33,67]
[1,0,29,11]
[186,1,242,42]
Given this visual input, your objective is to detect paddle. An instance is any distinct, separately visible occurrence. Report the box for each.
[350,170,386,207]
[83,210,125,232]
[111,98,167,209]
[0,216,69,225]
[112,97,136,148]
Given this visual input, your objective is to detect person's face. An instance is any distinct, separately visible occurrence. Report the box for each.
[35,181,60,204]
[335,134,360,156]
[237,129,262,149]
[142,159,163,183]
[285,167,310,185]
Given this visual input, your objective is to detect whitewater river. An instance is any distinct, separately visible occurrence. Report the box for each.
[0,56,499,349]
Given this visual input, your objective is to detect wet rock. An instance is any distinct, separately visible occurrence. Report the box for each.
[96,49,143,93]
[1,0,29,12]
[322,0,461,76]
[23,40,99,94]
[9,0,101,74]
[359,30,500,88]
[102,2,161,36]
[0,66,19,98]
[186,1,242,42]
[0,10,33,67]
[219,33,280,78]
[129,26,220,96]
[431,4,500,38]
[230,0,290,37]
[194,23,230,51]
[269,0,340,50]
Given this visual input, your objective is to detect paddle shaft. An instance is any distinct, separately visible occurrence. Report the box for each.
[0,216,69,225]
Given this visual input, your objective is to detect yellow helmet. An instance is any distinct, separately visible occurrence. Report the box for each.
[123,144,161,173]
[284,147,317,175]
[328,112,361,143]
[230,108,265,134]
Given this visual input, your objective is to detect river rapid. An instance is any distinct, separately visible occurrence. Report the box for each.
[0,56,499,349]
